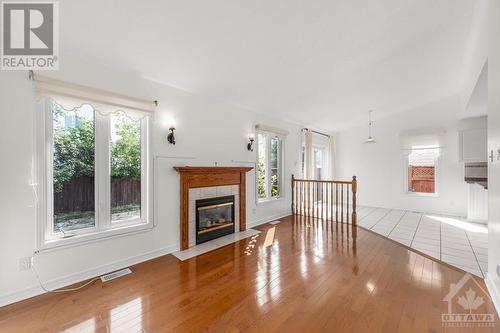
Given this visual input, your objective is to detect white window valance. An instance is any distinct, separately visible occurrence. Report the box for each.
[399,129,446,150]
[255,124,289,138]
[33,74,157,118]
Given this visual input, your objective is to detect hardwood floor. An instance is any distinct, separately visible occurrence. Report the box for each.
[1,215,499,332]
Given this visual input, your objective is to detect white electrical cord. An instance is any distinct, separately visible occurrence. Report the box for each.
[31,251,100,293]
[29,162,98,293]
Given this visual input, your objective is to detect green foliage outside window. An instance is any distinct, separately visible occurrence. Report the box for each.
[110,115,141,180]
[271,174,279,197]
[257,155,266,198]
[53,109,141,193]
[257,134,281,200]
[53,109,95,193]
[270,137,279,197]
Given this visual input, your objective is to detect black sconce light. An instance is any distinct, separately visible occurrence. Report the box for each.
[247,134,255,151]
[167,127,176,145]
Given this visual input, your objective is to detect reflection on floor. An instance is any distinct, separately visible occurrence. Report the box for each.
[357,206,488,277]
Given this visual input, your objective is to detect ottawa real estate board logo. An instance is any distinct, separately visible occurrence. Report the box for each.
[1,1,58,70]
[442,273,495,328]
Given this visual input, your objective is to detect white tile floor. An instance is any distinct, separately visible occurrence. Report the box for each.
[357,206,489,277]
[172,228,261,261]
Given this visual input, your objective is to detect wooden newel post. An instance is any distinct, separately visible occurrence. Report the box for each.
[351,176,357,226]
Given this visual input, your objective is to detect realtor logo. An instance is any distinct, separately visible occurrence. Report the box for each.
[1,1,58,70]
[442,273,495,328]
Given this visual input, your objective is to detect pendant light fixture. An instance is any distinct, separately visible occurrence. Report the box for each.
[364,110,376,144]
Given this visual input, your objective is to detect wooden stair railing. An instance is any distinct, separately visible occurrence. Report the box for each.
[291,175,357,226]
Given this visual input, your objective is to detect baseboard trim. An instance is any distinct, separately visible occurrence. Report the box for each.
[247,210,291,228]
[1,211,293,308]
[485,273,500,316]
[0,244,178,308]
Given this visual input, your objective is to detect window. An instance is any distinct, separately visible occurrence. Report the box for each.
[257,131,283,202]
[313,146,326,180]
[37,97,151,248]
[110,113,142,223]
[300,145,327,180]
[300,129,332,180]
[406,147,439,195]
[301,145,305,178]
[52,103,96,233]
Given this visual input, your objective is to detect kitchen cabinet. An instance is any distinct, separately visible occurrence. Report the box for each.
[459,128,487,162]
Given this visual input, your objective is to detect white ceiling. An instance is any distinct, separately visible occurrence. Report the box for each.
[60,0,477,131]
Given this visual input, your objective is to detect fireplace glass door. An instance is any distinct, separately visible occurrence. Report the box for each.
[196,195,235,244]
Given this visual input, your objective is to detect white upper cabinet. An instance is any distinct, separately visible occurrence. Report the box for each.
[459,129,487,162]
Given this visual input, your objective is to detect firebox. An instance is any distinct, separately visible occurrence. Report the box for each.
[195,195,235,244]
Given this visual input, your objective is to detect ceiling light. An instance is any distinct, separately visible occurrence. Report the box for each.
[364,110,376,144]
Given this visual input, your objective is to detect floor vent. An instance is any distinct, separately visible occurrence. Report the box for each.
[100,268,132,282]
[269,220,281,225]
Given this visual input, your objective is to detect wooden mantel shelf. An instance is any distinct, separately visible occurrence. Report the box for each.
[174,166,253,174]
[174,166,253,250]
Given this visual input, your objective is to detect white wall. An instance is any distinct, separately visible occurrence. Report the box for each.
[0,56,301,305]
[335,95,467,216]
[486,0,500,314]
[461,0,489,117]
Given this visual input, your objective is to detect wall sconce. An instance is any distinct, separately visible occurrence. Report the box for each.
[167,127,176,145]
[247,134,255,151]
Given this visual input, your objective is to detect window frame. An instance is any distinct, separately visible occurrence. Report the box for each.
[403,147,440,197]
[35,98,153,251]
[255,130,284,204]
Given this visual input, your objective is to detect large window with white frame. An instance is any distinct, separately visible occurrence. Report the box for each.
[300,130,332,180]
[313,145,327,180]
[257,131,283,202]
[300,144,326,179]
[36,96,151,248]
[400,131,444,196]
[405,146,439,195]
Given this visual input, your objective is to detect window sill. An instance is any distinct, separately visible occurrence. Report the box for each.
[257,196,285,205]
[38,221,153,253]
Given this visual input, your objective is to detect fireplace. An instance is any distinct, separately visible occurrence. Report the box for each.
[174,166,252,250]
[196,195,235,244]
